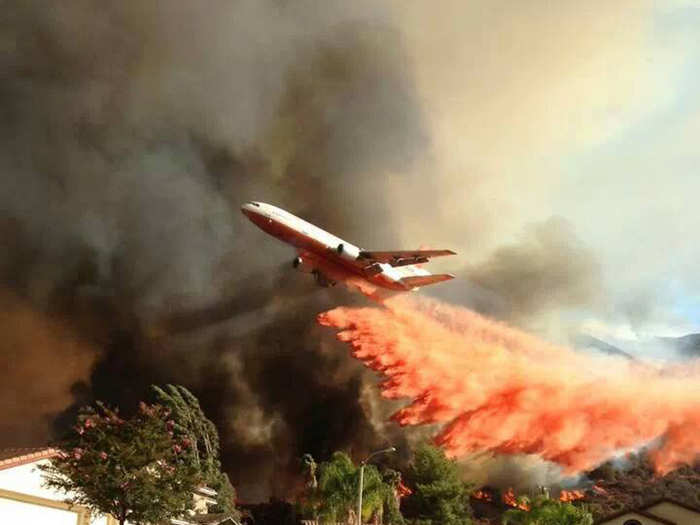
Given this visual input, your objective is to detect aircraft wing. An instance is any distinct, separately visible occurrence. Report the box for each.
[358,249,456,267]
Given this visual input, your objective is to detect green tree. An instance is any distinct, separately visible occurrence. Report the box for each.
[502,497,593,525]
[383,469,407,525]
[40,401,200,525]
[151,384,240,518]
[401,444,472,525]
[308,451,400,524]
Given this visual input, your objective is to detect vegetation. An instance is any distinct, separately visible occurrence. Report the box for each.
[401,444,473,525]
[45,390,696,525]
[41,385,241,525]
[502,496,593,525]
[301,451,403,524]
[40,401,200,525]
[151,384,239,518]
[585,451,700,519]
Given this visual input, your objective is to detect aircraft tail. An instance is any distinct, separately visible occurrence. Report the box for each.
[400,273,455,290]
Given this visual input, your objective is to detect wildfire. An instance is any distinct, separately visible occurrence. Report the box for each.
[472,489,493,502]
[559,489,585,502]
[317,294,700,475]
[397,481,412,499]
[502,488,530,511]
[591,484,609,496]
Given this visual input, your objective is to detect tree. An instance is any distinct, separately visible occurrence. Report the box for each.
[304,451,400,524]
[298,453,321,520]
[151,384,239,518]
[382,469,407,525]
[40,401,200,525]
[302,453,319,489]
[502,497,593,525]
[401,444,472,525]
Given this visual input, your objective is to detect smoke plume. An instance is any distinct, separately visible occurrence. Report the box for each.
[2,0,698,501]
[0,0,428,500]
[318,295,700,476]
[463,217,603,324]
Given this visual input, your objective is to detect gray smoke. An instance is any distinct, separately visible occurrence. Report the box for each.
[464,217,603,324]
[3,0,694,502]
[0,0,428,500]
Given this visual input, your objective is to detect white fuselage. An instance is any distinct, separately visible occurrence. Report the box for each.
[241,202,431,291]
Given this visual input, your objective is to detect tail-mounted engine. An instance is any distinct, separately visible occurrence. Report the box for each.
[336,243,361,262]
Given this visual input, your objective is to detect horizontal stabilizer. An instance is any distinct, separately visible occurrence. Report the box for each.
[400,273,455,289]
[360,249,456,266]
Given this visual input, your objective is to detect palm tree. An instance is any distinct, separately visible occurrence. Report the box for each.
[316,451,393,524]
[302,453,319,489]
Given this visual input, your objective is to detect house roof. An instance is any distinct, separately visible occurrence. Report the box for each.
[196,486,218,497]
[595,509,676,525]
[169,514,240,525]
[192,514,241,524]
[0,448,58,471]
[595,497,700,524]
[641,497,700,514]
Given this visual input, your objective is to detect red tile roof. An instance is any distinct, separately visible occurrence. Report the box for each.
[0,448,58,471]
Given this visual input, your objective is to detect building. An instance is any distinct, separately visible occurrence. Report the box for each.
[596,498,700,525]
[0,447,114,525]
[0,447,240,525]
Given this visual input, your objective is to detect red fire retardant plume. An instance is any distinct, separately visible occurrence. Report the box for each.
[317,295,700,475]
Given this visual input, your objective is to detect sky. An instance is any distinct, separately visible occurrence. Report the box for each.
[552,3,700,338]
[390,1,700,343]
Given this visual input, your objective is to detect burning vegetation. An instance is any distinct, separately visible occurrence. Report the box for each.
[502,488,531,511]
[468,451,700,523]
[472,489,493,503]
[559,489,585,503]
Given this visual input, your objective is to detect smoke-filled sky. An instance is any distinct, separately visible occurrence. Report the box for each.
[1,0,700,500]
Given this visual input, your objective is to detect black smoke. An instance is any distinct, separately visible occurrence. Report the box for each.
[0,0,429,500]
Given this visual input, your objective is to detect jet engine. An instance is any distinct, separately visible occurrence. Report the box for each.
[292,256,314,273]
[336,242,361,262]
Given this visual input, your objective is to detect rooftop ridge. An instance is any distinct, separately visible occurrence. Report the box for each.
[0,447,58,471]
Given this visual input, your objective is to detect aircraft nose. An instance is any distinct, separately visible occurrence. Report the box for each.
[241,201,263,219]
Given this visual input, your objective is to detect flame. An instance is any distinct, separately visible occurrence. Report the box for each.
[397,481,412,498]
[317,295,700,474]
[472,489,493,502]
[591,484,609,496]
[559,489,585,502]
[503,488,530,511]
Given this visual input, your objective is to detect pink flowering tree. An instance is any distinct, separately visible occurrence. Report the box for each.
[151,385,239,517]
[40,401,201,525]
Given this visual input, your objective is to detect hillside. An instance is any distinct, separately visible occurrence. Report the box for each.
[583,452,700,519]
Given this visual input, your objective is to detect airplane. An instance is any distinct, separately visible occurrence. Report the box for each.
[241,201,456,291]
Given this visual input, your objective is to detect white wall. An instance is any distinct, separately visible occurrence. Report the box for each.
[0,459,58,499]
[0,459,112,525]
[0,496,79,525]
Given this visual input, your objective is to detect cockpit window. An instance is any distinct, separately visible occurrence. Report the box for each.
[250,202,260,207]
